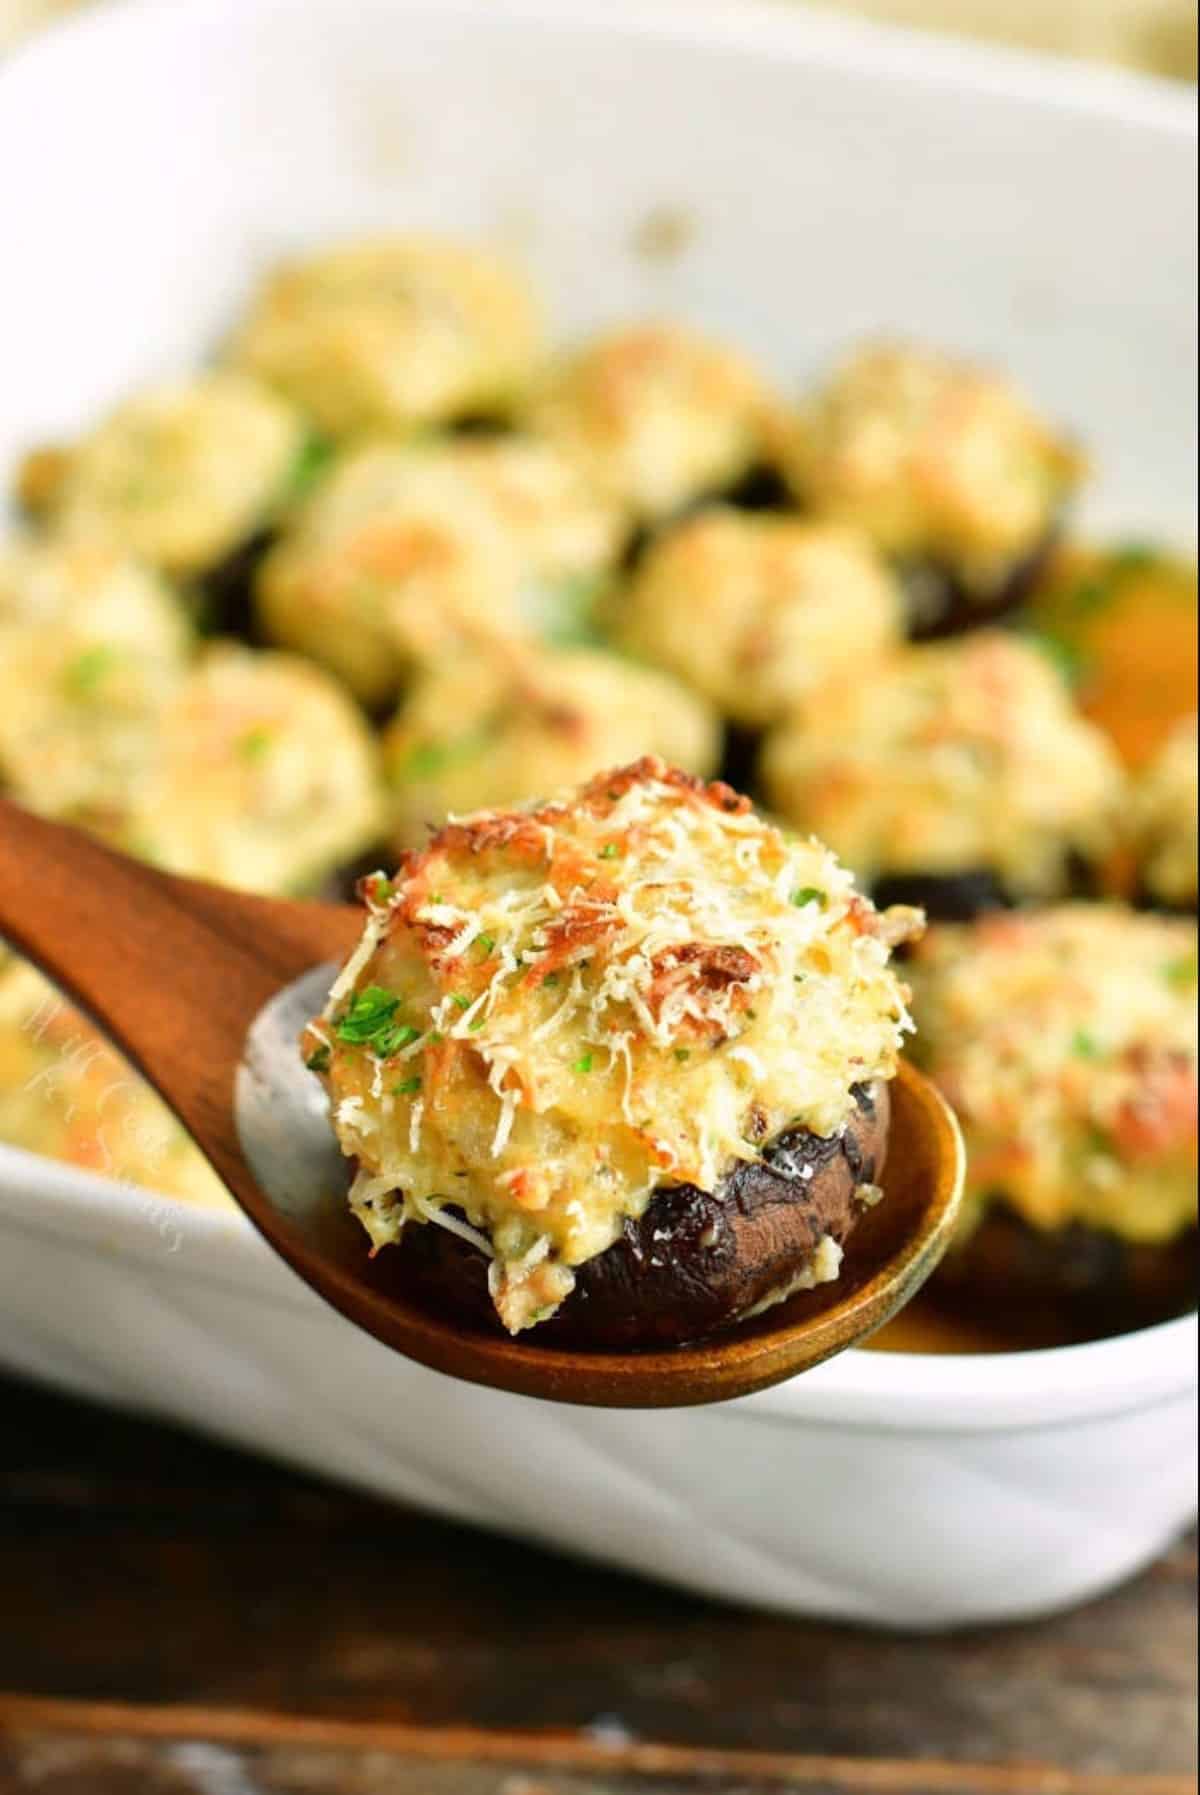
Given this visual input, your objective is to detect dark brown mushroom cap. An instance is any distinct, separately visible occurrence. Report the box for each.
[932,1201,1199,1340]
[872,851,1100,925]
[902,521,1058,640]
[390,1079,890,1349]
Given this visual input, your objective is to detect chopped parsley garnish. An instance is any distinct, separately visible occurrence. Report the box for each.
[237,725,274,763]
[366,875,395,905]
[1085,1123,1115,1159]
[450,994,472,1010]
[538,571,608,647]
[468,1017,486,1033]
[336,987,418,1056]
[335,985,398,1041]
[286,432,334,501]
[1024,629,1087,688]
[791,887,827,909]
[673,1048,691,1063]
[573,1053,594,1074]
[304,1044,331,1073]
[1163,954,1197,990]
[396,722,498,783]
[598,843,620,859]
[1109,540,1158,578]
[475,934,496,956]
[62,643,119,699]
[1071,1029,1100,1060]
[392,1076,422,1097]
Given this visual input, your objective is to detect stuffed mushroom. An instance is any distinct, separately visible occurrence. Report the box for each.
[258,441,556,707]
[527,322,783,526]
[120,644,384,895]
[224,235,542,438]
[0,538,190,831]
[303,758,921,1344]
[1135,714,1198,912]
[760,632,1126,918]
[775,342,1084,635]
[908,906,1198,1331]
[383,643,721,848]
[0,954,230,1210]
[18,372,308,608]
[614,509,904,729]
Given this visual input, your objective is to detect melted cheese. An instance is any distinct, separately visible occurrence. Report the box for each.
[761,632,1126,895]
[309,759,919,1331]
[909,906,1198,1243]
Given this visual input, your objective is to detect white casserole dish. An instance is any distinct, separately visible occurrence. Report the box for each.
[0,0,1195,1627]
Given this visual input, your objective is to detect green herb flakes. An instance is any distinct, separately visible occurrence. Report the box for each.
[286,433,334,501]
[1163,954,1197,991]
[62,643,119,699]
[791,887,827,909]
[334,986,414,1054]
[236,725,274,763]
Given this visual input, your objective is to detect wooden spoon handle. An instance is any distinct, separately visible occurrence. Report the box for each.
[0,798,360,1177]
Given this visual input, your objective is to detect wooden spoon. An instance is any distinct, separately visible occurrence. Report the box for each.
[0,797,963,1408]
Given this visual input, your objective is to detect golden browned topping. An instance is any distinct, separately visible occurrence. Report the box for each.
[909,906,1197,1244]
[760,632,1126,895]
[306,759,920,1331]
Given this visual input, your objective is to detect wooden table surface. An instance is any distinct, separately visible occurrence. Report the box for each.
[0,1371,1194,1795]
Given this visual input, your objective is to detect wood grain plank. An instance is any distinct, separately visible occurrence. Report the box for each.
[0,1698,1193,1795]
[2,1375,1196,1778]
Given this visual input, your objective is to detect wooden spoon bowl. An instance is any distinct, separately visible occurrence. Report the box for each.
[0,798,963,1408]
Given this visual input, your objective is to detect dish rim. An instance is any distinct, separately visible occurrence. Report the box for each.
[3,1138,1194,1428]
[2,0,1197,140]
